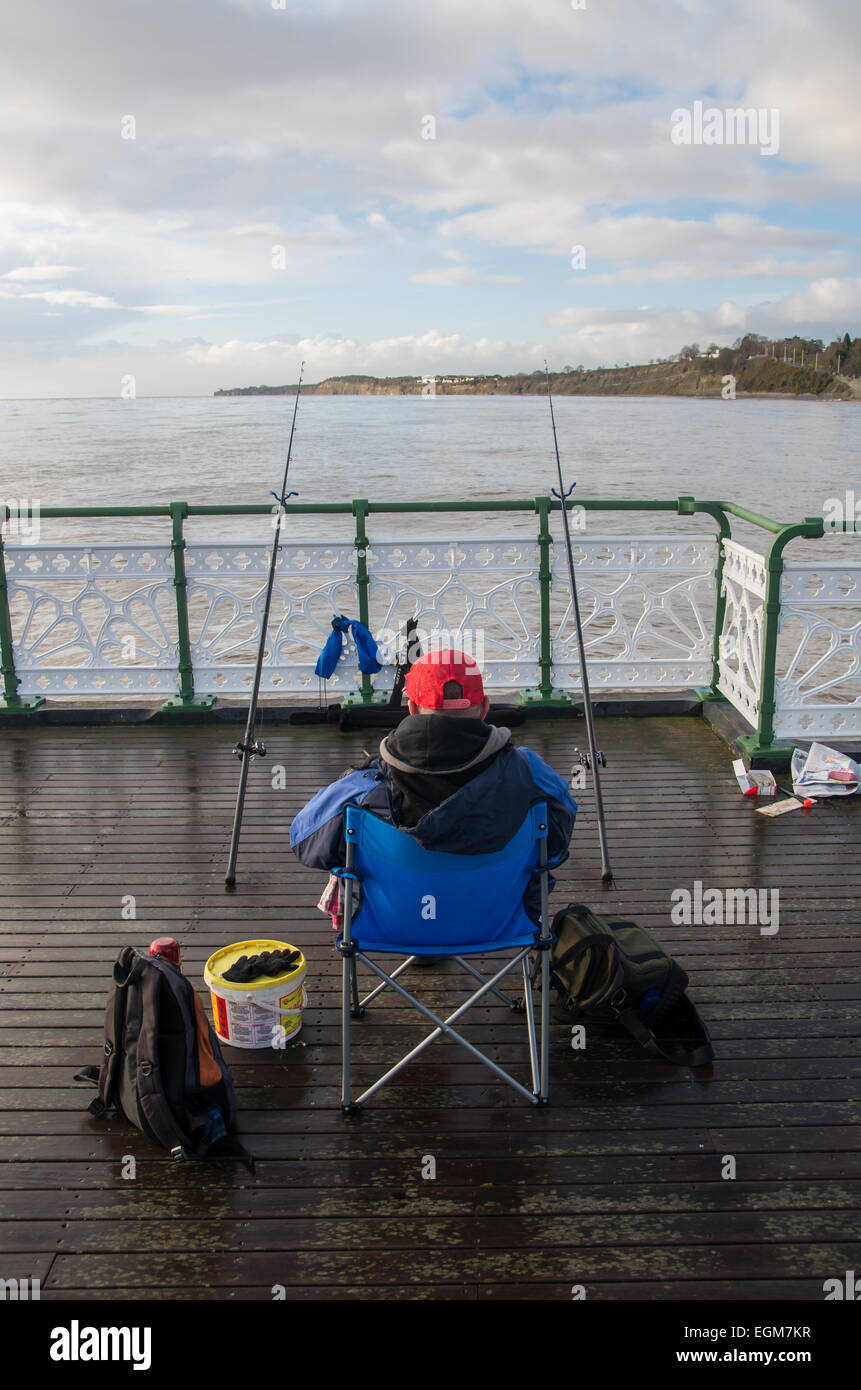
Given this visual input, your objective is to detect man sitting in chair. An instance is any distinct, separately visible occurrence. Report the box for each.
[290,650,577,924]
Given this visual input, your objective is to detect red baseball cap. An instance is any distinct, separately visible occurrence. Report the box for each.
[404,649,485,710]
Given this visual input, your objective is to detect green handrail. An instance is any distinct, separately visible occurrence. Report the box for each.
[7,496,789,527]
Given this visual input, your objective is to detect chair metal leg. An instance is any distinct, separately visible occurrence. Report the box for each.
[339,839,361,1114]
[521,955,540,1096]
[540,940,550,1102]
[341,947,352,1110]
[351,949,538,1106]
[350,957,364,1018]
[538,838,551,1103]
[358,955,415,1008]
[453,955,519,1008]
[337,800,554,1110]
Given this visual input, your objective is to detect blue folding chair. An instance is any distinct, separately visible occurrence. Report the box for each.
[334,801,552,1111]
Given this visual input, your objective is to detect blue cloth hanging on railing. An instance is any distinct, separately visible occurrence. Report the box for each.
[315,615,351,678]
[315,614,382,679]
[351,618,383,674]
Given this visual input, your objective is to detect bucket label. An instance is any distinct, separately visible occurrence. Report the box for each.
[210,975,306,1049]
[212,993,229,1041]
[280,990,302,1042]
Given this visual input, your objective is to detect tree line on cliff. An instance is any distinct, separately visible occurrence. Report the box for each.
[214,332,859,397]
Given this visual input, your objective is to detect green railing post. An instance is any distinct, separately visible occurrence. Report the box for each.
[354,498,372,707]
[536,495,554,701]
[342,499,387,708]
[677,497,732,701]
[737,516,824,763]
[161,501,216,713]
[0,506,44,713]
[519,496,572,707]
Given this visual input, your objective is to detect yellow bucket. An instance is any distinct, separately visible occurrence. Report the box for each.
[204,940,307,1050]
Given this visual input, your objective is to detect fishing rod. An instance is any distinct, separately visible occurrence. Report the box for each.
[225,363,304,889]
[545,361,613,884]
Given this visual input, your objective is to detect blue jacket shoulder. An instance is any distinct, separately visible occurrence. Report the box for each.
[516,746,578,818]
[289,767,380,849]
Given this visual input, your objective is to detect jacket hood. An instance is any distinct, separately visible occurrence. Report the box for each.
[379,714,510,775]
[376,715,518,847]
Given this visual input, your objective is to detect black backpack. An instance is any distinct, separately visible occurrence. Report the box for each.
[75,946,253,1166]
[548,903,714,1068]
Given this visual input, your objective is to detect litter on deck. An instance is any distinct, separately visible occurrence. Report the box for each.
[791,742,860,798]
[732,758,777,797]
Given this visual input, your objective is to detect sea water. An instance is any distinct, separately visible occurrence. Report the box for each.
[2,393,859,559]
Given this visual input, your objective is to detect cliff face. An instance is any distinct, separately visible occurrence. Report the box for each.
[313,376,420,395]
[214,359,853,398]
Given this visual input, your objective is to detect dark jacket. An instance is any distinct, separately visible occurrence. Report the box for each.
[289,715,577,920]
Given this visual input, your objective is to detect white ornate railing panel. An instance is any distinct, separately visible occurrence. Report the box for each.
[717,540,766,728]
[185,541,364,693]
[6,535,727,697]
[365,539,541,691]
[6,545,180,695]
[773,562,861,738]
[549,536,716,689]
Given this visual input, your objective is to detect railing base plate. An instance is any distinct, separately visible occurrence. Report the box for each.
[0,695,45,714]
[737,734,796,766]
[159,694,217,714]
[694,686,728,703]
[341,691,392,709]
[518,687,573,708]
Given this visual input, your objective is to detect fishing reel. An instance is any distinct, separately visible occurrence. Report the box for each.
[232,738,266,761]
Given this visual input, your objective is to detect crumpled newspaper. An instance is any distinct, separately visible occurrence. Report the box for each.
[791,742,860,798]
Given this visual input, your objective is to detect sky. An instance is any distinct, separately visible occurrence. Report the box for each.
[0,0,859,396]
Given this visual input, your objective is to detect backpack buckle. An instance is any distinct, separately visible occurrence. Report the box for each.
[104,1041,113,1057]
[170,1145,187,1162]
[609,988,627,1015]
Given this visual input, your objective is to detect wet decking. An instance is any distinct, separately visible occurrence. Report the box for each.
[1,713,859,1300]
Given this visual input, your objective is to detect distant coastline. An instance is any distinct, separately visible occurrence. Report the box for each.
[215,337,861,401]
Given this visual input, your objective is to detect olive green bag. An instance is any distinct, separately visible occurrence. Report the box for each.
[549,903,714,1068]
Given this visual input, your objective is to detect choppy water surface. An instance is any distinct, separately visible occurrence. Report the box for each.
[2,394,859,560]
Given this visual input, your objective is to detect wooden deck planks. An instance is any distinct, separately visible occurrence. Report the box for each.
[0,714,859,1300]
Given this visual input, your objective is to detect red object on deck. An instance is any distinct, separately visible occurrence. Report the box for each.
[149,937,182,969]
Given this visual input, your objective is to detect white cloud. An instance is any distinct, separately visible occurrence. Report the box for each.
[546,278,861,365]
[550,278,861,338]
[562,213,846,285]
[0,286,119,309]
[0,1,858,392]
[227,223,282,239]
[410,265,523,286]
[778,277,861,323]
[587,255,847,286]
[185,328,527,377]
[131,303,205,316]
[1,264,78,280]
[2,278,858,398]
